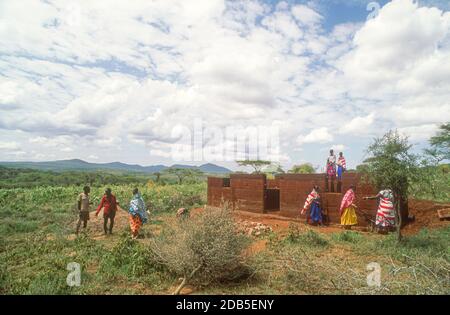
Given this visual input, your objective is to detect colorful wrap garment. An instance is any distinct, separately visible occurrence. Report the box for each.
[302,190,322,224]
[337,156,346,180]
[128,193,148,236]
[129,193,148,223]
[326,155,336,178]
[340,189,358,226]
[129,214,142,236]
[375,190,396,228]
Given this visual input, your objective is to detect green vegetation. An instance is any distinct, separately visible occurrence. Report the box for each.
[428,122,450,162]
[0,178,448,295]
[0,167,208,189]
[162,167,204,185]
[361,130,419,241]
[289,163,316,174]
[0,181,206,294]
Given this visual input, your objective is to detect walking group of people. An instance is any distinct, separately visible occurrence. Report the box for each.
[301,150,396,233]
[76,186,148,239]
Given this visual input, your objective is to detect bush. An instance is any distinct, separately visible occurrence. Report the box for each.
[150,206,251,294]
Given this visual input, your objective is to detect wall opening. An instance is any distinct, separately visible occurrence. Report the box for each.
[265,189,280,212]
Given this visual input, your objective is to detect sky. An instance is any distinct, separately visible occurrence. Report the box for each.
[0,0,449,172]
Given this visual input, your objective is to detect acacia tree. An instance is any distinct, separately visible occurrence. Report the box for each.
[236,160,272,174]
[362,130,419,242]
[415,122,450,201]
[428,122,450,162]
[154,172,161,183]
[289,163,316,174]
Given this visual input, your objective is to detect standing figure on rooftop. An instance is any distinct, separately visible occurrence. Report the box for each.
[326,149,337,192]
[301,185,323,226]
[340,185,358,230]
[337,152,346,180]
[336,152,347,192]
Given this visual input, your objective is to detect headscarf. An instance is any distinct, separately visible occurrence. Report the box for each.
[340,188,355,214]
[129,193,148,223]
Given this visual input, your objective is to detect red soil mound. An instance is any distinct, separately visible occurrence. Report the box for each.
[402,199,450,235]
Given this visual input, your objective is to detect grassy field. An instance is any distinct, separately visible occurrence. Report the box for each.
[0,181,449,295]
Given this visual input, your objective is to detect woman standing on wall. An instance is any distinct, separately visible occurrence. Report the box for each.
[326,149,337,192]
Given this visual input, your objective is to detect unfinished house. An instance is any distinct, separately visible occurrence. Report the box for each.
[207,173,407,226]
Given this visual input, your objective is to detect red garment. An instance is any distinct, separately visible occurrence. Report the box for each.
[96,194,118,216]
[339,188,355,215]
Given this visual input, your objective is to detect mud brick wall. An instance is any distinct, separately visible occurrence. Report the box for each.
[321,193,342,223]
[267,179,280,189]
[230,174,266,213]
[276,174,326,217]
[207,177,232,208]
[207,173,400,226]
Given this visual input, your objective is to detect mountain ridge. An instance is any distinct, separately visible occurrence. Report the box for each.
[0,159,232,174]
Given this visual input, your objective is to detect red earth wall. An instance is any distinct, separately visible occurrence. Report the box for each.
[207,173,403,226]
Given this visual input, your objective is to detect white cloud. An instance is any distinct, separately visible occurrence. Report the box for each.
[330,144,347,152]
[0,141,20,151]
[292,4,323,26]
[339,113,375,135]
[0,0,448,168]
[297,127,334,145]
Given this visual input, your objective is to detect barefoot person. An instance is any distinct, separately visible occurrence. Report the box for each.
[336,152,346,181]
[76,186,92,235]
[95,188,118,235]
[128,188,148,239]
[326,149,337,192]
[340,185,358,230]
[363,189,396,233]
[301,185,323,225]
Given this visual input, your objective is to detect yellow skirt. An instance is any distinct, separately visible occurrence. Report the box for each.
[341,206,358,226]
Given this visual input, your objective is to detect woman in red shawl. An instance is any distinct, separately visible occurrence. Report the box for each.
[339,185,358,229]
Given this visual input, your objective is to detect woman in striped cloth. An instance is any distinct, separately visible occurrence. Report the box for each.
[301,185,323,225]
[364,189,396,233]
[339,185,358,229]
[336,152,346,181]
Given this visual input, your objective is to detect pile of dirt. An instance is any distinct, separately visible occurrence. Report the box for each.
[403,199,450,235]
[237,220,273,237]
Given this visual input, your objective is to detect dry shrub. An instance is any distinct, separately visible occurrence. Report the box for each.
[150,206,251,293]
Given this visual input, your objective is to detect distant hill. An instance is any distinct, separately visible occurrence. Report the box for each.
[0,159,231,174]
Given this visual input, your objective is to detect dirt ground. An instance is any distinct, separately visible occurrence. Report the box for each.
[75,198,450,242]
[69,199,448,295]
